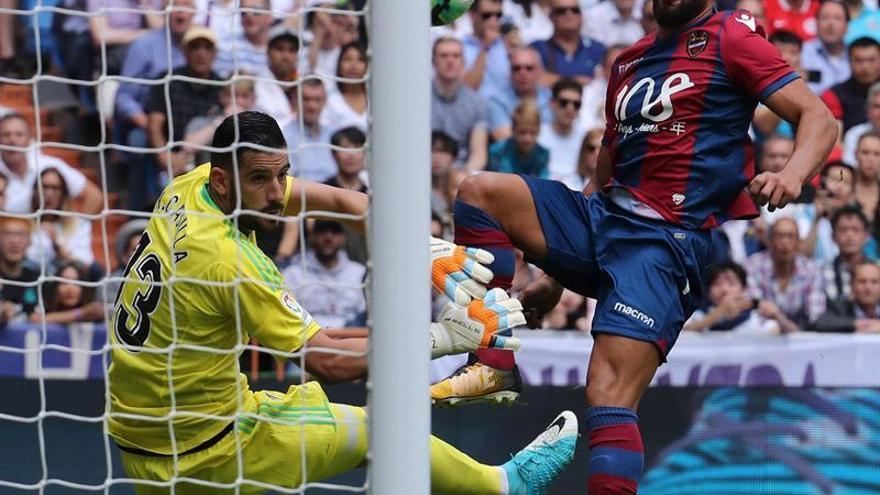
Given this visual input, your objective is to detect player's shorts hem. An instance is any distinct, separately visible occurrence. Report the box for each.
[590,327,670,364]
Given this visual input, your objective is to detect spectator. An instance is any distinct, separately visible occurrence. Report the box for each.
[146,27,222,175]
[114,0,194,210]
[802,0,850,94]
[283,79,336,182]
[254,25,300,124]
[27,168,95,272]
[430,130,468,222]
[582,0,644,47]
[30,261,104,324]
[823,204,871,303]
[814,260,880,332]
[764,0,819,41]
[430,37,489,171]
[88,0,164,75]
[102,218,148,305]
[0,114,103,215]
[303,0,349,85]
[821,37,880,135]
[745,217,827,329]
[843,81,880,165]
[843,0,880,45]
[0,217,39,325]
[282,219,366,328]
[801,160,857,261]
[488,101,550,177]
[560,127,602,190]
[579,44,625,130]
[463,0,511,98]
[214,0,273,79]
[640,0,657,35]
[503,0,553,46]
[0,172,7,210]
[854,132,880,221]
[539,77,586,184]
[323,42,368,132]
[325,126,366,193]
[183,77,258,167]
[684,261,789,334]
[194,0,239,44]
[530,0,604,88]
[487,46,552,141]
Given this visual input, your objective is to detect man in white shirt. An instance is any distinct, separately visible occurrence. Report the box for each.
[255,25,299,124]
[0,113,103,214]
[282,220,366,328]
[282,79,336,181]
[801,0,850,94]
[538,77,586,186]
[582,0,645,47]
[214,0,271,78]
[843,82,880,165]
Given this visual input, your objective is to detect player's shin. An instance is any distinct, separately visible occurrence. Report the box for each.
[453,200,516,370]
[585,407,644,495]
[430,436,507,495]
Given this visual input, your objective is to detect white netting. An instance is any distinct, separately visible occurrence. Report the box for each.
[0,0,373,493]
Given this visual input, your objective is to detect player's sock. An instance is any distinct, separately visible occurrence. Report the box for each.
[586,406,644,495]
[430,435,507,494]
[453,200,516,371]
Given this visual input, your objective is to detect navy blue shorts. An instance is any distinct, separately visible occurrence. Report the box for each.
[520,175,712,358]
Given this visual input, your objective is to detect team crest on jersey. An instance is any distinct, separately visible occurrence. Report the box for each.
[687,31,708,58]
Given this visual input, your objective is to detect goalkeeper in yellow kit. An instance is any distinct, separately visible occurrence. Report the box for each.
[108,111,577,495]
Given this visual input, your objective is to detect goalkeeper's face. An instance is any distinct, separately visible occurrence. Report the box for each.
[225,151,288,233]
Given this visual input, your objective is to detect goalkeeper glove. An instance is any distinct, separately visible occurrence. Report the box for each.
[430,288,524,359]
[431,236,495,306]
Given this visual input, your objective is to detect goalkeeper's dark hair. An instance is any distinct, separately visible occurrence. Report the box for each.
[211,111,286,171]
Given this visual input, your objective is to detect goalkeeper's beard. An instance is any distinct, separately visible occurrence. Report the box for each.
[238,203,285,233]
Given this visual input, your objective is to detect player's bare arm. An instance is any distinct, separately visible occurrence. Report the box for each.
[750,79,838,211]
[283,178,369,234]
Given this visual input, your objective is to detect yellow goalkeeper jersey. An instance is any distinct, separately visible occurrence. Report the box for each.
[107,163,321,454]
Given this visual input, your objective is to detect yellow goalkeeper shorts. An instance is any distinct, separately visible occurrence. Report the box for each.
[119,382,368,495]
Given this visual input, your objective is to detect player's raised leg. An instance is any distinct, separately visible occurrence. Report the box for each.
[431,172,549,406]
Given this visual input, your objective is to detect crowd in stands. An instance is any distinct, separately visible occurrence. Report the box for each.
[0,0,879,341]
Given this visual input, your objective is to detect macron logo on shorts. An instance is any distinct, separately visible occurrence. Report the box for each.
[613,302,655,328]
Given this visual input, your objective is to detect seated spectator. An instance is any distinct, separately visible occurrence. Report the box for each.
[503,0,552,46]
[814,261,880,332]
[582,0,644,47]
[823,204,871,303]
[282,220,366,328]
[843,81,880,165]
[324,42,368,132]
[530,0,604,88]
[254,25,299,124]
[0,217,39,325]
[0,172,7,210]
[282,79,336,182]
[560,127,603,191]
[802,0,850,95]
[488,101,550,178]
[101,218,148,304]
[539,77,586,184]
[114,0,193,211]
[27,168,95,272]
[325,126,367,263]
[745,217,826,329]
[821,37,880,135]
[147,27,222,175]
[462,0,511,98]
[30,261,105,324]
[579,44,625,130]
[854,132,880,222]
[843,0,880,45]
[684,261,790,334]
[488,46,552,141]
[183,77,258,168]
[431,36,489,171]
[302,0,348,86]
[0,113,103,215]
[801,160,857,261]
[88,0,164,75]
[213,0,272,79]
[764,0,819,41]
[430,130,468,222]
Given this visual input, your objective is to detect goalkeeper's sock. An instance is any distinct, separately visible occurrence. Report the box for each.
[453,200,516,371]
[586,406,644,494]
[430,435,507,494]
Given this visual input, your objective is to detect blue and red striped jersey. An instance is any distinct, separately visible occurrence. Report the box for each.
[602,9,799,229]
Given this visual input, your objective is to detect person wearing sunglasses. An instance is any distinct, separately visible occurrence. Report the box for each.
[487,46,553,141]
[530,0,605,88]
[462,0,511,98]
[538,77,587,185]
[582,0,645,47]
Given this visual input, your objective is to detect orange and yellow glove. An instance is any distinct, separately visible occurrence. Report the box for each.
[431,236,495,306]
[430,288,524,359]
